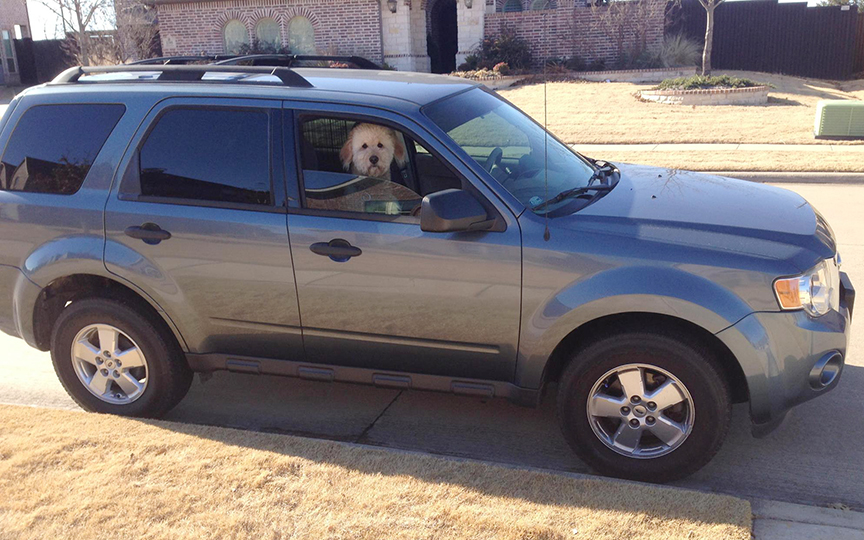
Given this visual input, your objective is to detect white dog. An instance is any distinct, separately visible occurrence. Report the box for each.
[340,123,407,180]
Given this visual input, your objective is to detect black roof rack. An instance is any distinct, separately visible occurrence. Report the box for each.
[51,64,313,88]
[214,54,381,69]
[130,55,236,65]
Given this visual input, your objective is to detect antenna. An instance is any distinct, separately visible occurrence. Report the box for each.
[542,11,550,242]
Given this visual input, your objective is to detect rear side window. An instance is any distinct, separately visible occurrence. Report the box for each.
[138,108,271,206]
[0,104,125,194]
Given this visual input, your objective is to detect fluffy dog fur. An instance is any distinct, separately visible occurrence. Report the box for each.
[340,123,407,180]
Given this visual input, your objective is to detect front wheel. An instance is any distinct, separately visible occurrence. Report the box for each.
[50,298,192,417]
[557,332,731,482]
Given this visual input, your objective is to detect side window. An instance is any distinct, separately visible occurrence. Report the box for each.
[296,116,462,218]
[137,108,272,206]
[0,104,125,194]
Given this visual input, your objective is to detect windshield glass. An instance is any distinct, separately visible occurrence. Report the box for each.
[423,88,597,213]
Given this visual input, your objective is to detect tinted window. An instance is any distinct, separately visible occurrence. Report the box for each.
[139,108,271,206]
[0,104,125,194]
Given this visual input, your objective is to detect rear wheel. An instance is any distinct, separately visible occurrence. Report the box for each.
[50,298,192,417]
[557,332,731,482]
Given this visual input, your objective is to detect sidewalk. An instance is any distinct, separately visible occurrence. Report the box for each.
[573,143,864,153]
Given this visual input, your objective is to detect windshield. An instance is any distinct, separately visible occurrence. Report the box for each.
[423,88,597,214]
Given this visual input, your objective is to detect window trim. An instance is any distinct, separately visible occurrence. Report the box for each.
[118,104,283,213]
[290,110,478,226]
[0,102,126,196]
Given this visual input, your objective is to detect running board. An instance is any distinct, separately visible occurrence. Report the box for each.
[186,353,540,407]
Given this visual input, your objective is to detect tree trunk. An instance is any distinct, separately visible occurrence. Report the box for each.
[702,4,714,76]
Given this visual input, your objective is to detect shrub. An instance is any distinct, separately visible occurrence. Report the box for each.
[472,30,532,70]
[658,34,702,68]
[656,74,769,90]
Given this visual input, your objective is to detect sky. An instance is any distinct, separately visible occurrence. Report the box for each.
[25,0,824,42]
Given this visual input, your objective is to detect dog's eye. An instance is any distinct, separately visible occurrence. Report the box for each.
[362,143,368,149]
[377,143,384,148]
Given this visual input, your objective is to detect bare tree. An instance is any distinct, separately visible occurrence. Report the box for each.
[40,0,112,65]
[113,0,160,62]
[589,0,673,68]
[697,0,725,75]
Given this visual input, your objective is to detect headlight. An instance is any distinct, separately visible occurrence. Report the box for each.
[774,257,841,317]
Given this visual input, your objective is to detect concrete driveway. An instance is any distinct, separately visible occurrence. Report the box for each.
[1,183,862,510]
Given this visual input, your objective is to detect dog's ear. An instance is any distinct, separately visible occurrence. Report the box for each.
[392,132,408,166]
[339,131,354,171]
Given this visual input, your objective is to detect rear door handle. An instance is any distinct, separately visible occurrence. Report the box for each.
[310,239,362,262]
[125,223,172,245]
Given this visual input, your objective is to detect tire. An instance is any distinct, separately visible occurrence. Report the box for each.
[556,331,731,483]
[50,298,192,417]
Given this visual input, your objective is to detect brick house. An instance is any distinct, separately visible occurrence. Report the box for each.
[0,0,30,86]
[152,0,665,73]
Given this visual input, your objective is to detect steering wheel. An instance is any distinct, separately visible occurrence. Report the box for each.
[483,147,503,173]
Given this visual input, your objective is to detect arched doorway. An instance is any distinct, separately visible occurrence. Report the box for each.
[427,0,457,73]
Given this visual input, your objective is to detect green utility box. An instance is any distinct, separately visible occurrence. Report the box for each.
[814,100,864,139]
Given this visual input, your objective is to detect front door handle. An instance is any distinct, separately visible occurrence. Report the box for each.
[310,239,362,262]
[125,223,172,245]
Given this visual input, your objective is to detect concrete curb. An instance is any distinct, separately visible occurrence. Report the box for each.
[707,171,864,184]
[751,499,864,540]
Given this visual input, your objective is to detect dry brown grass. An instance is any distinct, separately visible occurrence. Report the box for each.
[594,150,864,172]
[500,71,864,146]
[0,404,751,540]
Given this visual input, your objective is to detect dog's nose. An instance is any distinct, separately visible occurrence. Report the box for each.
[369,155,379,165]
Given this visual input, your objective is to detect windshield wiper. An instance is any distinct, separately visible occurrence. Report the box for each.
[531,161,618,212]
[531,184,614,211]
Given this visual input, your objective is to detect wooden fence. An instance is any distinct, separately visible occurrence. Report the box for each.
[670,0,863,80]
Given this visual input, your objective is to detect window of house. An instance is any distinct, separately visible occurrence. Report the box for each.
[296,116,462,218]
[137,108,271,206]
[287,16,315,54]
[0,104,125,194]
[530,0,552,9]
[223,19,248,54]
[503,0,524,12]
[255,18,280,49]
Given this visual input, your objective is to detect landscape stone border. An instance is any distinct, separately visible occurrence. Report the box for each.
[638,85,771,106]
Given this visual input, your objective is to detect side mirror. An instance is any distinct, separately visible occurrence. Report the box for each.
[420,189,493,233]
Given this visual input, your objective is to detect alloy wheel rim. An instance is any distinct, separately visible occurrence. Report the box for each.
[586,363,695,459]
[70,324,149,404]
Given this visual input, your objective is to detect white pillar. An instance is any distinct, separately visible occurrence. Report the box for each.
[456,0,484,68]
[381,0,432,72]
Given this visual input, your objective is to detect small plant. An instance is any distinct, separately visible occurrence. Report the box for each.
[236,39,291,56]
[380,62,398,71]
[656,74,769,90]
[493,62,511,75]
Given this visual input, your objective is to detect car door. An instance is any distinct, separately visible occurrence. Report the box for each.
[284,102,522,382]
[104,97,303,361]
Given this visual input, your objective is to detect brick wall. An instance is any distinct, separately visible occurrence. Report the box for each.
[482,0,665,68]
[157,0,384,62]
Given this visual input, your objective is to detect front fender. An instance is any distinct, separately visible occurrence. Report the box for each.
[515,265,755,388]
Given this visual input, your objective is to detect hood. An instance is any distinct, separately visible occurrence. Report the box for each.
[570,164,836,272]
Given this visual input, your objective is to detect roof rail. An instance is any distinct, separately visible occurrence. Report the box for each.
[130,55,236,65]
[214,54,381,69]
[51,64,314,88]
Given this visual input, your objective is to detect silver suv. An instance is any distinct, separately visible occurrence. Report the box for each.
[0,61,853,482]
